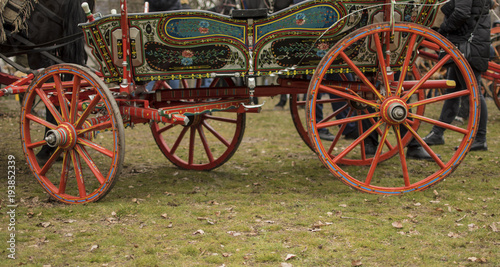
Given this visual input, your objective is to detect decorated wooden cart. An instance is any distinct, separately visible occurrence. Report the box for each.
[0,0,486,203]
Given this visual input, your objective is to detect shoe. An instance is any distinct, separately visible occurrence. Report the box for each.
[364,142,377,157]
[455,140,487,151]
[406,146,438,160]
[452,116,464,126]
[319,130,335,141]
[423,131,445,146]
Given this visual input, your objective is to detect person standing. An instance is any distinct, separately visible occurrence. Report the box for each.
[423,0,491,151]
[147,0,181,12]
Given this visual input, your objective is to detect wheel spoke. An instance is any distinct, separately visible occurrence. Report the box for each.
[39,148,63,175]
[70,76,81,123]
[26,140,48,149]
[25,113,57,130]
[365,124,390,185]
[317,103,349,125]
[171,126,189,154]
[326,109,355,155]
[409,113,468,135]
[331,120,383,164]
[78,138,114,158]
[319,84,379,109]
[77,121,113,136]
[204,114,237,124]
[198,125,215,163]
[35,88,63,124]
[157,123,176,135]
[372,32,391,96]
[339,51,384,100]
[189,127,196,165]
[409,89,468,109]
[403,54,452,101]
[396,33,418,96]
[75,144,106,185]
[58,151,71,194]
[70,150,87,198]
[75,94,102,129]
[393,125,411,187]
[317,112,378,130]
[402,121,445,168]
[202,120,230,147]
[54,74,70,122]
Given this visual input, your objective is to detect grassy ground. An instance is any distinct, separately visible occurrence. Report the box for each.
[0,95,499,266]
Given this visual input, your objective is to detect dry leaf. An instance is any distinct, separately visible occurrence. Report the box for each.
[285,254,297,261]
[351,260,363,266]
[167,222,173,228]
[161,213,168,219]
[227,231,242,236]
[90,244,99,252]
[38,222,51,228]
[392,221,403,229]
[490,223,498,232]
[447,232,460,238]
[222,253,231,257]
[281,263,293,267]
[468,257,478,262]
[193,229,205,235]
[339,204,347,207]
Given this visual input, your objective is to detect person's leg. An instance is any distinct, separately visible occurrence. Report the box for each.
[423,66,462,145]
[471,70,488,150]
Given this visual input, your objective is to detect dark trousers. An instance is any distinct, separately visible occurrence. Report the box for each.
[431,66,487,142]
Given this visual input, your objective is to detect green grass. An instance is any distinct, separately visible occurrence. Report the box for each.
[0,95,499,266]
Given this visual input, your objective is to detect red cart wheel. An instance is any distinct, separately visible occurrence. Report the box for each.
[306,22,480,194]
[20,64,125,204]
[150,78,246,170]
[289,93,313,150]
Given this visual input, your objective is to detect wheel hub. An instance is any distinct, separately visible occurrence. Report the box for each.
[381,98,408,124]
[44,123,77,149]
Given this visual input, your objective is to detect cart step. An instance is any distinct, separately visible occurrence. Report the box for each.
[158,98,260,120]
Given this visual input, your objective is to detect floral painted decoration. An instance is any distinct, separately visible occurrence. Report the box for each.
[199,20,210,34]
[316,42,329,57]
[296,13,306,26]
[181,49,194,66]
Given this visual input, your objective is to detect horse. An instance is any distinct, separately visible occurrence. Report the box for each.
[0,0,95,165]
[1,0,95,70]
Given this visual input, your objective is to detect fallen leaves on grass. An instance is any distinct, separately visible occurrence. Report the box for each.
[227,231,242,236]
[37,222,51,228]
[285,254,296,261]
[447,232,460,238]
[467,257,487,263]
[90,244,99,252]
[392,221,403,229]
[193,229,205,235]
[351,260,363,266]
